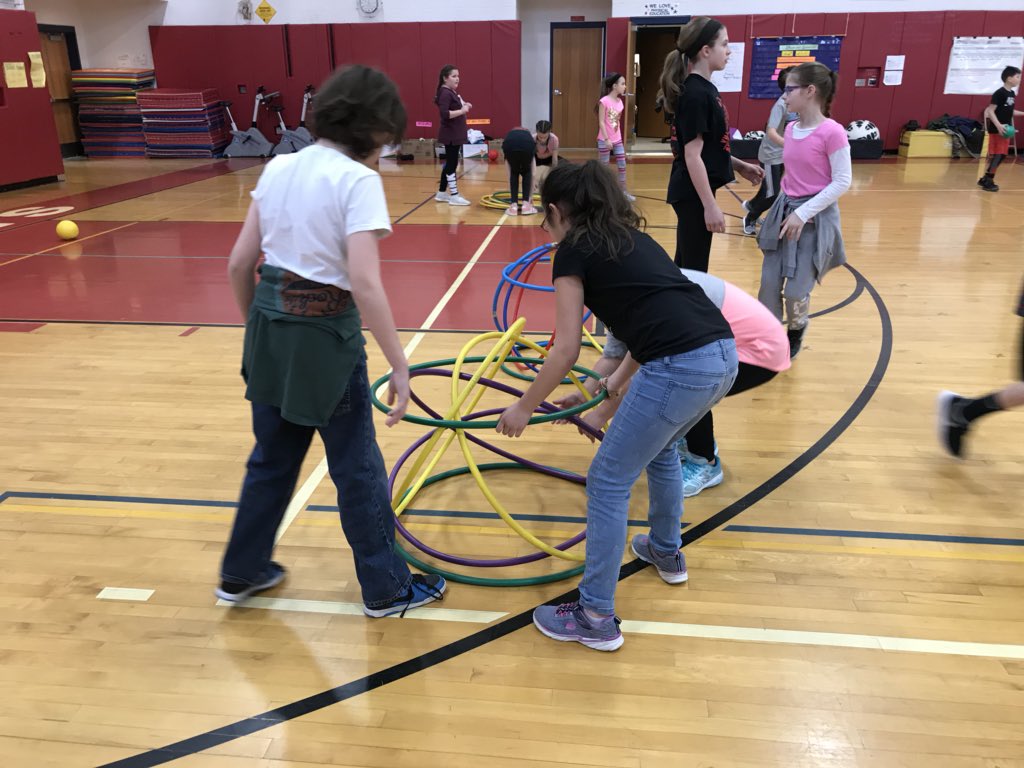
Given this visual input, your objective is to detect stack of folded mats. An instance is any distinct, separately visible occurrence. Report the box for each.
[137,89,231,158]
[71,68,155,157]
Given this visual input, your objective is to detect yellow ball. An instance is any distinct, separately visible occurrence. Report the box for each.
[56,220,79,240]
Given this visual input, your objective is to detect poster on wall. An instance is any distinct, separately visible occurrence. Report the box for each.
[944,37,1024,95]
[748,36,843,99]
[711,42,745,94]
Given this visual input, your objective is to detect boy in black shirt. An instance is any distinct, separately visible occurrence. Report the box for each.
[978,66,1022,192]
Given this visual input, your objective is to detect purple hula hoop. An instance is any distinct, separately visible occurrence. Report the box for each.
[389,369,603,567]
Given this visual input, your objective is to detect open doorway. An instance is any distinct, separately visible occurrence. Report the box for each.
[37,24,82,158]
[634,27,677,143]
[621,18,689,154]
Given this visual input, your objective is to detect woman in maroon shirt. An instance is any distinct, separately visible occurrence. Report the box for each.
[434,64,472,206]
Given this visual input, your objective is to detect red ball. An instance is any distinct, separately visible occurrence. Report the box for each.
[488,149,499,162]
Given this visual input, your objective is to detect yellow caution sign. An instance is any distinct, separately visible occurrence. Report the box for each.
[255,0,277,24]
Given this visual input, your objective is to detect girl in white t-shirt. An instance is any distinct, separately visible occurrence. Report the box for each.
[596,73,634,200]
[757,62,851,357]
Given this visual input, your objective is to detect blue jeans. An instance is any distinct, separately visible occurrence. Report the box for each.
[220,355,412,608]
[579,339,738,615]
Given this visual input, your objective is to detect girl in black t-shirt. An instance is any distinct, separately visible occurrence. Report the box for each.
[495,160,737,651]
[660,17,763,271]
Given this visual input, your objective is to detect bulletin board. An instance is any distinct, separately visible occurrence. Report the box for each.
[747,36,843,99]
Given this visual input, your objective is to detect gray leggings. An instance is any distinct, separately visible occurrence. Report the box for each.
[758,220,817,330]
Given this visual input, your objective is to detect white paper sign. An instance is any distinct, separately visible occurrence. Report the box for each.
[944,36,1024,95]
[711,42,745,94]
[642,2,680,15]
[885,55,905,71]
[883,70,903,86]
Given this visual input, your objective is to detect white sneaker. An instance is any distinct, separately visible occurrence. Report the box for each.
[434,191,450,202]
[448,195,471,206]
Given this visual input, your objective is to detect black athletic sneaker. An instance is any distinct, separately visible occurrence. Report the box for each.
[787,326,806,359]
[215,561,287,603]
[363,574,447,618]
[978,177,999,192]
[936,390,970,458]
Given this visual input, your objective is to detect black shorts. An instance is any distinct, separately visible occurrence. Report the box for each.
[502,129,534,155]
[535,156,553,167]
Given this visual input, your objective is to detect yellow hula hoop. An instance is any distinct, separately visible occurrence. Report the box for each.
[393,318,590,562]
[479,191,543,210]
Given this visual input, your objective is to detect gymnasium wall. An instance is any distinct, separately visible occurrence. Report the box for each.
[149,22,522,141]
[519,0,612,131]
[26,0,164,68]
[161,0,518,25]
[606,11,1024,149]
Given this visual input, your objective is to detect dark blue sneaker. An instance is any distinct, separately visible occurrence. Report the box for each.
[363,574,447,618]
[215,561,287,603]
[533,601,623,651]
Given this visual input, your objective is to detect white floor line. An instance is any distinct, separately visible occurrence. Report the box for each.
[273,213,509,545]
[216,595,507,624]
[97,587,155,601]
[620,620,1024,660]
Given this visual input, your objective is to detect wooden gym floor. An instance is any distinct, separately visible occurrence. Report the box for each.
[0,152,1022,768]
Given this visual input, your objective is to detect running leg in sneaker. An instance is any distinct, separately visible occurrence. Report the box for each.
[936,390,971,458]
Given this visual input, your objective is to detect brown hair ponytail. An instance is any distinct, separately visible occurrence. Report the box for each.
[658,17,723,115]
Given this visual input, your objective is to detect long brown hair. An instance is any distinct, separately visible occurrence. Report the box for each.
[540,160,645,259]
[433,64,457,104]
[658,17,723,116]
[787,62,839,117]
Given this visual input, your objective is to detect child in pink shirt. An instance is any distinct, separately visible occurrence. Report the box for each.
[757,62,851,357]
[596,73,634,200]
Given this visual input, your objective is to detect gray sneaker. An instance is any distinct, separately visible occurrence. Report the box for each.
[533,601,623,651]
[631,534,688,584]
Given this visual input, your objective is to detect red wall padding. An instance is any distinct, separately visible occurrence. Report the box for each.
[0,9,63,187]
[606,10,1024,149]
[151,21,521,142]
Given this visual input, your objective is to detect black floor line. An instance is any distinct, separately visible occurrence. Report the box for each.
[99,262,889,768]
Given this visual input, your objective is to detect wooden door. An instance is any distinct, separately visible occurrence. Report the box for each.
[550,26,604,148]
[38,31,79,150]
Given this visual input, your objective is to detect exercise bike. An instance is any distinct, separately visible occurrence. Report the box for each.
[223,86,277,158]
[269,87,316,155]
